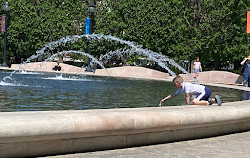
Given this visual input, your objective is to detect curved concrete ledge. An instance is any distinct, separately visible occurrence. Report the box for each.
[180,71,243,85]
[7,62,169,80]
[9,62,83,74]
[3,63,244,84]
[1,100,250,157]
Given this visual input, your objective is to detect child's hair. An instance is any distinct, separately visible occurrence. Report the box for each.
[173,76,183,84]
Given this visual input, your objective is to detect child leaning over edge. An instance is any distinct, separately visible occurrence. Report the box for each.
[160,76,222,106]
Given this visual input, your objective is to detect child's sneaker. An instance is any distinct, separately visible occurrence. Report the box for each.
[215,95,222,106]
[208,98,213,105]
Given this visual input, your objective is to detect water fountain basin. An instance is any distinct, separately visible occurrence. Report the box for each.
[0,100,250,157]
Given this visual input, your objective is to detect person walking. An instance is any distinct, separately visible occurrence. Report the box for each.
[241,55,250,87]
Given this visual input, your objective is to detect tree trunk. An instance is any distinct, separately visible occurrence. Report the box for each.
[214,58,220,70]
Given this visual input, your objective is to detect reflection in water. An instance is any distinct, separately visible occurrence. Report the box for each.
[0,70,247,111]
[242,91,250,101]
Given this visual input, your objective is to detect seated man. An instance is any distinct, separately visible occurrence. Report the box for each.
[52,61,61,71]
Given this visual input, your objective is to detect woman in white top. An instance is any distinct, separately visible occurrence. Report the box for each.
[193,57,202,79]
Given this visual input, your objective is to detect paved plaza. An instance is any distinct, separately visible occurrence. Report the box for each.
[44,131,250,158]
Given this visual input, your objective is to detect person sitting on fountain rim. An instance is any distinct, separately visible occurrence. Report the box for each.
[160,76,222,106]
[52,61,61,71]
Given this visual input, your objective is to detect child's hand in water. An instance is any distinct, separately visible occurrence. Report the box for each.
[159,102,163,107]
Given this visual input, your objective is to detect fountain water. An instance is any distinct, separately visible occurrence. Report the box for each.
[1,33,198,87]
[45,50,111,76]
[0,33,246,112]
[99,47,176,76]
[24,33,196,81]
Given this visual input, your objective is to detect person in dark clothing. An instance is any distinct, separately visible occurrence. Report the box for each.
[241,56,250,87]
[52,61,61,71]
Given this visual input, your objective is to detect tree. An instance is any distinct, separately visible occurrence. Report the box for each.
[0,0,88,63]
[0,0,249,71]
[95,0,250,70]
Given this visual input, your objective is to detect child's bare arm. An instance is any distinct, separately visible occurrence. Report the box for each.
[185,93,190,105]
[160,93,176,103]
[241,58,247,65]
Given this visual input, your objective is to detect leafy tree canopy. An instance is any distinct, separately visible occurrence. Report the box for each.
[0,0,249,71]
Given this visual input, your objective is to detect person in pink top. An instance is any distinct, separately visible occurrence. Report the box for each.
[193,57,202,79]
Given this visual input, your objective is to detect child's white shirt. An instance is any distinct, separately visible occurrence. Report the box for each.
[193,62,201,69]
[175,82,205,95]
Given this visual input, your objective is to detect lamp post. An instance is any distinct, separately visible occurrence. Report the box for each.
[1,2,10,67]
[88,2,95,34]
[86,2,96,72]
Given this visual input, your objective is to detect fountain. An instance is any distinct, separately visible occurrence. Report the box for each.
[0,34,250,158]
[0,33,247,111]
[23,33,196,81]
[45,50,111,76]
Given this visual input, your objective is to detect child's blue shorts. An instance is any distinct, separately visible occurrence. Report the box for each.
[196,86,211,101]
[194,69,200,73]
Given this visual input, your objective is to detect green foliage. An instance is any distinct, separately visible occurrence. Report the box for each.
[0,0,89,63]
[0,0,249,71]
[95,0,250,70]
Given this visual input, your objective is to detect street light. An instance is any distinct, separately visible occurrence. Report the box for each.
[1,1,10,67]
[88,2,95,34]
[86,2,96,72]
